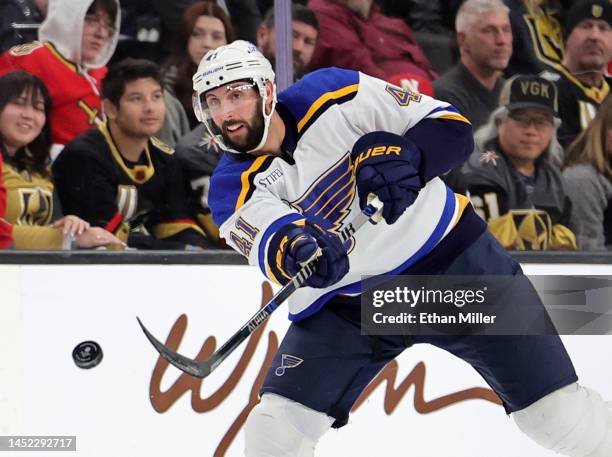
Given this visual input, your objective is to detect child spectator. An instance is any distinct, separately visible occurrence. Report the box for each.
[0,71,122,249]
[53,59,210,250]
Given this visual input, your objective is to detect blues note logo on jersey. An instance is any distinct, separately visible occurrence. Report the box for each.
[291,153,355,247]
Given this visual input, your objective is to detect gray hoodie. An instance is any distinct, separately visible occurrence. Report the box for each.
[38,0,120,69]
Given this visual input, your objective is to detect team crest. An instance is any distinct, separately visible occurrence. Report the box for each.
[275,354,304,376]
[292,153,355,235]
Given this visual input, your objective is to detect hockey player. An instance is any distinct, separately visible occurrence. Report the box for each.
[195,40,612,456]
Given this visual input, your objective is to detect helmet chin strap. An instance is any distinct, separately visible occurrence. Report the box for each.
[247,84,277,154]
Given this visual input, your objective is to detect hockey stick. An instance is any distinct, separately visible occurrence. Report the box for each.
[137,196,383,379]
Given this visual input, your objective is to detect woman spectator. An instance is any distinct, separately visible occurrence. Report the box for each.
[563,95,612,250]
[0,71,122,249]
[163,1,234,129]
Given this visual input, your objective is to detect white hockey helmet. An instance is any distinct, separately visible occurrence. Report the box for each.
[192,40,277,154]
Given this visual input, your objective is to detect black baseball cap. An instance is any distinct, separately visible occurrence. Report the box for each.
[498,75,558,115]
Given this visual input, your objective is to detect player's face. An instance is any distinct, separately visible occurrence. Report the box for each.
[0,89,46,155]
[566,19,612,72]
[461,10,512,72]
[498,108,554,163]
[204,82,264,151]
[292,21,317,78]
[188,15,228,66]
[112,78,165,138]
[81,8,114,64]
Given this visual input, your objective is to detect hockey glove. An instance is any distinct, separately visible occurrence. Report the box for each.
[352,131,425,224]
[268,221,349,288]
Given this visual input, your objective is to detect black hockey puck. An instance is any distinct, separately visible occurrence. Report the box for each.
[72,341,103,369]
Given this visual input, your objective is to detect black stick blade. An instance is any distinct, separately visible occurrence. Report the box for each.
[136,317,212,378]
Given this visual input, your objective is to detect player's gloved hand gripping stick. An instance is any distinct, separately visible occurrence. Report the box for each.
[137,196,383,379]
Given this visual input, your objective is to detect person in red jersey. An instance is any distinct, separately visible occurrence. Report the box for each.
[0,0,120,158]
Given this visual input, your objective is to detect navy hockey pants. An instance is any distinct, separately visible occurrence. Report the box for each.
[260,229,578,427]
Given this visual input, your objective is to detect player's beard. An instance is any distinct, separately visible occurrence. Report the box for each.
[221,99,265,152]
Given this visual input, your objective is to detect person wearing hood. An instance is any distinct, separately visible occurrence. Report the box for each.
[0,0,120,158]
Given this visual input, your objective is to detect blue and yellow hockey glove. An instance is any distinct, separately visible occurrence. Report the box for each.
[352,131,425,224]
[268,221,349,288]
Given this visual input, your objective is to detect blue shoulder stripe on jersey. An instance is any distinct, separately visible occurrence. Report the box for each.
[288,185,457,321]
[278,67,359,138]
[426,105,460,116]
[209,153,260,227]
[425,105,471,124]
[259,212,306,279]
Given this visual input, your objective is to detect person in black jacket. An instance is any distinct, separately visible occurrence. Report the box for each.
[53,59,211,250]
[463,74,575,250]
[0,0,46,53]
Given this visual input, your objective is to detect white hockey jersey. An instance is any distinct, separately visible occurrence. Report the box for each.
[209,68,473,321]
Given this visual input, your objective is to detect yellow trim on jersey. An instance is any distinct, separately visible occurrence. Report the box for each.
[437,113,471,124]
[266,266,283,285]
[236,156,270,210]
[552,64,610,103]
[99,123,155,184]
[152,221,206,240]
[297,84,359,133]
[452,193,471,227]
[44,42,77,73]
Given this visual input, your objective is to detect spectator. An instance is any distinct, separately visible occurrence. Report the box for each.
[378,0,462,75]
[163,1,234,129]
[0,0,47,53]
[308,0,437,82]
[53,59,210,250]
[504,0,565,76]
[256,4,319,80]
[463,75,575,250]
[151,0,261,50]
[0,154,13,249]
[547,0,612,147]
[0,0,120,157]
[379,0,462,34]
[0,71,121,249]
[174,126,224,244]
[563,95,612,250]
[434,0,512,130]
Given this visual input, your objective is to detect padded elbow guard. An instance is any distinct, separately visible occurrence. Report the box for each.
[513,383,612,457]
